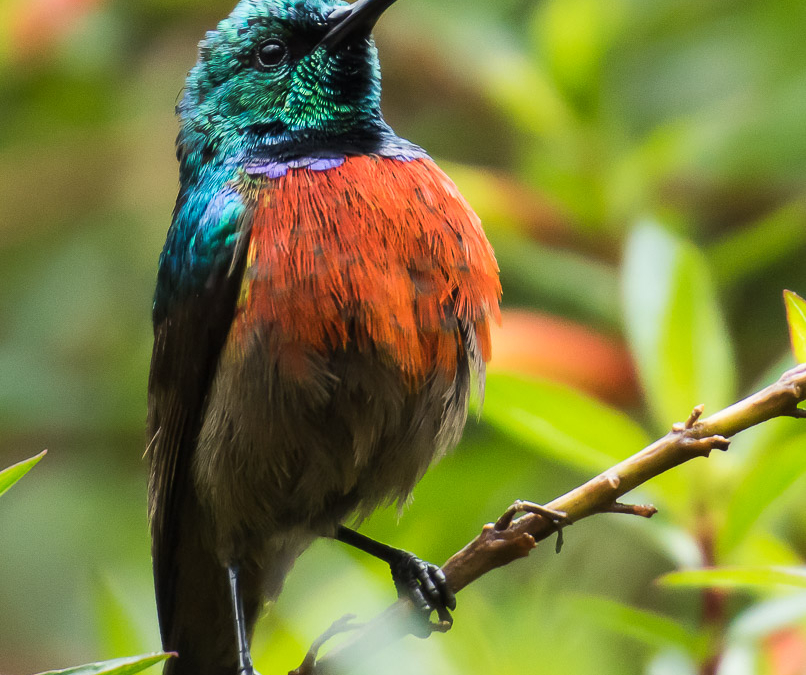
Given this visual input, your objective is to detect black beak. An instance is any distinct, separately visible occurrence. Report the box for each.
[320,0,398,49]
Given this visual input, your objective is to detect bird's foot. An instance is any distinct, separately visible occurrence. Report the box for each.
[333,527,455,634]
[388,550,456,631]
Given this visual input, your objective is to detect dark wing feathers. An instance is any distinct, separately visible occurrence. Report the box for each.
[147,196,252,673]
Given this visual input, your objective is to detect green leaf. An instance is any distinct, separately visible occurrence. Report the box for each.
[93,571,160,659]
[719,432,806,555]
[490,229,620,330]
[729,593,806,641]
[475,45,568,138]
[660,566,806,591]
[730,530,803,568]
[536,0,626,97]
[568,594,704,656]
[0,449,46,498]
[480,372,650,472]
[622,221,736,432]
[35,653,174,675]
[646,649,699,675]
[709,201,806,287]
[784,290,806,364]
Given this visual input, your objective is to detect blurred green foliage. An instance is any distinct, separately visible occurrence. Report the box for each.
[1,0,806,674]
[35,653,174,675]
[784,290,806,364]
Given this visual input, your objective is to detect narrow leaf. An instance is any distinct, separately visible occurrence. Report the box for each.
[710,201,806,287]
[35,653,174,675]
[784,290,806,363]
[93,572,160,659]
[491,229,620,330]
[719,432,806,555]
[623,222,735,433]
[569,594,703,656]
[715,644,757,675]
[729,593,806,641]
[481,372,650,472]
[0,449,46,498]
[623,222,735,429]
[660,566,806,591]
[647,649,699,675]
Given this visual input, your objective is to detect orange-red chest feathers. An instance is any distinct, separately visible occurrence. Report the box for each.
[232,156,501,381]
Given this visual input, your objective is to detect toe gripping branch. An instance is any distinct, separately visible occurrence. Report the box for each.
[335,526,456,628]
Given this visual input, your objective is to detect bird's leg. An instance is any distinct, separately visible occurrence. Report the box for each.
[227,563,255,675]
[335,526,456,621]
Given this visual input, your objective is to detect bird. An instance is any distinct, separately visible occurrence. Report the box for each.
[146,0,502,673]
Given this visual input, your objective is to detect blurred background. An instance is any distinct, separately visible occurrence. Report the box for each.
[1,0,806,673]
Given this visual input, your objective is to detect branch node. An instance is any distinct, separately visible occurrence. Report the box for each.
[672,405,706,434]
[494,500,567,531]
[779,363,806,385]
[681,434,730,458]
[493,500,568,555]
[479,522,537,560]
[605,502,658,518]
[685,404,705,429]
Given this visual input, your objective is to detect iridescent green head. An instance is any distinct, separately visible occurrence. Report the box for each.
[178,0,399,165]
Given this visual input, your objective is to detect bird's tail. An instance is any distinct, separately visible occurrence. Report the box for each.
[158,524,250,675]
[156,503,304,675]
[155,495,270,675]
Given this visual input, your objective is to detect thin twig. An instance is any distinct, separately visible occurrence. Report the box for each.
[604,502,658,518]
[301,363,806,675]
[290,615,363,675]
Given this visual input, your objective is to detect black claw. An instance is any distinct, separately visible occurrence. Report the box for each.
[420,578,438,605]
[433,567,456,611]
[389,552,455,618]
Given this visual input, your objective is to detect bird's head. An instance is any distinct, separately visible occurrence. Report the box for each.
[178,0,398,166]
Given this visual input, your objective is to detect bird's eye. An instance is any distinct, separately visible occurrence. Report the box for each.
[256,39,287,69]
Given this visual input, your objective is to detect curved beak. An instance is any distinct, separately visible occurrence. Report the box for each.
[320,0,399,49]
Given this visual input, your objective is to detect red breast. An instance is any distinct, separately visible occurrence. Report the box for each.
[231,155,501,382]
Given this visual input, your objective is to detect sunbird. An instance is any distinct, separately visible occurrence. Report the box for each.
[147,0,501,673]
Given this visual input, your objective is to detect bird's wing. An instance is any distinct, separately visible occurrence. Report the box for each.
[146,183,253,665]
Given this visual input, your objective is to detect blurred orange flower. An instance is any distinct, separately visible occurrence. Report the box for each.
[489,309,640,407]
[10,0,104,57]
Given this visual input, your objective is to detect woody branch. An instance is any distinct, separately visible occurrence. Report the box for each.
[295,362,806,675]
